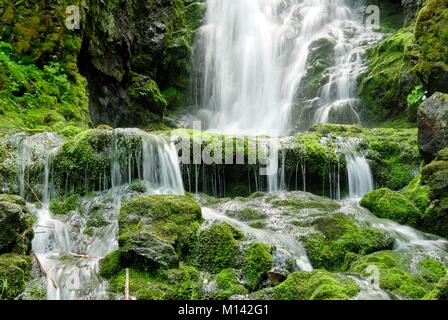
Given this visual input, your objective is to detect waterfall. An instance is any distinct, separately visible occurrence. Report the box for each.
[193,0,379,133]
[337,138,374,199]
[28,130,185,300]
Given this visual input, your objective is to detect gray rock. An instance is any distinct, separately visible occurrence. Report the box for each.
[418,92,448,161]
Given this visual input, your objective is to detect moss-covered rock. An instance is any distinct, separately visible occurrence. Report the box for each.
[414,0,448,94]
[192,222,243,274]
[361,188,421,225]
[99,250,122,279]
[243,243,273,290]
[350,251,444,299]
[0,253,32,300]
[424,273,448,300]
[302,214,393,271]
[0,194,34,255]
[272,270,359,300]
[49,194,79,215]
[108,264,202,300]
[119,195,202,271]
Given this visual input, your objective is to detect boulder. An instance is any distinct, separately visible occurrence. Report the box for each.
[0,254,32,300]
[0,194,34,255]
[417,92,448,161]
[118,195,202,270]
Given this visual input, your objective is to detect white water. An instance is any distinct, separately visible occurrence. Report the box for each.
[336,138,374,198]
[193,0,379,134]
[202,207,313,271]
[30,130,185,300]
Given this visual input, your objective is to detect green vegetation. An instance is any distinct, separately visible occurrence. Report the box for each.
[272,270,359,300]
[361,188,421,225]
[0,254,32,300]
[243,243,273,290]
[302,214,393,271]
[192,222,243,273]
[350,251,446,299]
[49,194,79,215]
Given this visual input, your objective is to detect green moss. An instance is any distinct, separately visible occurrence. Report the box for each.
[127,180,147,194]
[119,195,202,270]
[0,254,32,300]
[225,208,267,221]
[0,41,88,135]
[99,250,122,279]
[414,0,448,92]
[417,258,447,284]
[361,188,421,225]
[214,269,247,299]
[403,175,432,214]
[302,214,393,271]
[243,243,273,290]
[108,264,201,300]
[357,27,420,124]
[350,251,434,299]
[192,222,243,274]
[272,270,359,300]
[423,274,448,300]
[272,198,340,212]
[49,194,79,215]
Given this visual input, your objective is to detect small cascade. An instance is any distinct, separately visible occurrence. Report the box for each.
[337,138,374,199]
[202,207,313,272]
[27,129,186,300]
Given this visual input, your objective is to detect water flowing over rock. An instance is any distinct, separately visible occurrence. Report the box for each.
[193,0,379,133]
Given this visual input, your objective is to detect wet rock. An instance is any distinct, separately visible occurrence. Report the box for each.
[0,194,34,255]
[267,269,288,286]
[118,195,202,270]
[417,92,448,162]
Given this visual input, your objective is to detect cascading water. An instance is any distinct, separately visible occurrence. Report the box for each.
[29,130,185,300]
[336,137,374,198]
[193,0,380,134]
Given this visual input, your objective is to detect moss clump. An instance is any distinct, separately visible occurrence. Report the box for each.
[414,0,448,93]
[53,130,112,195]
[357,27,420,124]
[108,264,201,300]
[192,222,243,274]
[302,214,393,271]
[214,269,248,299]
[350,251,437,299]
[49,194,79,215]
[361,188,421,225]
[243,243,273,290]
[417,258,447,284]
[119,195,202,270]
[403,175,432,214]
[272,270,359,300]
[225,208,267,221]
[272,198,340,212]
[0,254,32,300]
[423,274,448,300]
[99,250,122,279]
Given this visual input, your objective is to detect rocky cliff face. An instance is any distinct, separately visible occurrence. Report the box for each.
[0,0,204,131]
[79,0,205,127]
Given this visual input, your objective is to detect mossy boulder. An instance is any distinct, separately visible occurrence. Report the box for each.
[119,195,202,271]
[357,27,420,124]
[243,243,273,290]
[192,222,244,274]
[361,188,421,225]
[99,250,122,279]
[350,251,445,299]
[414,0,448,94]
[424,274,448,300]
[0,194,34,255]
[108,264,202,300]
[0,253,32,300]
[302,214,393,271]
[272,270,359,300]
